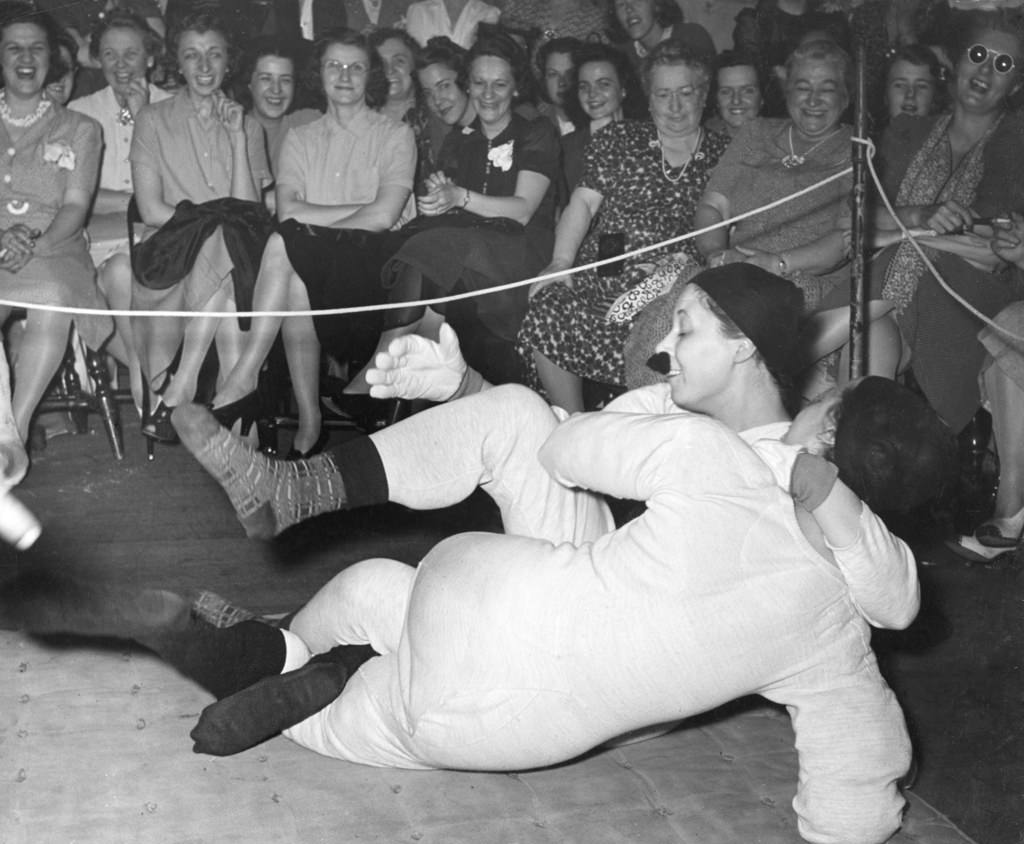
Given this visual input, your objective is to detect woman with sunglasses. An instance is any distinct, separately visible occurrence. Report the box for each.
[805,10,1024,555]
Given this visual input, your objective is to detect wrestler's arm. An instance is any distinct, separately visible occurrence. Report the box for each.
[792,453,920,630]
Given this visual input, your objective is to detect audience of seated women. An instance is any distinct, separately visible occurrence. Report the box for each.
[127,11,272,442]
[694,40,853,313]
[0,5,111,445]
[806,11,1024,533]
[704,50,763,139]
[560,43,644,197]
[879,43,945,128]
[234,36,320,178]
[733,0,849,118]
[208,28,416,457]
[608,0,715,75]
[345,28,559,393]
[415,36,476,175]
[517,41,729,413]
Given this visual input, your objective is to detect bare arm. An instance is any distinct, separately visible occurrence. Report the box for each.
[529,185,602,296]
[694,189,732,261]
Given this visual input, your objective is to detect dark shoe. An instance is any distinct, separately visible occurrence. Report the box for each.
[142,398,178,444]
[211,390,261,437]
[190,643,376,755]
[285,426,329,460]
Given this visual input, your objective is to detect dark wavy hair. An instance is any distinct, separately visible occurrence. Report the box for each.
[0,2,70,86]
[606,0,682,45]
[166,12,238,89]
[231,35,307,113]
[368,26,422,104]
[563,42,646,129]
[415,35,469,90]
[467,25,535,106]
[830,376,958,514]
[88,9,163,63]
[305,27,389,110]
[535,36,583,105]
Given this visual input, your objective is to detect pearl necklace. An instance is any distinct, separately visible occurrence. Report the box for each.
[656,127,704,184]
[0,92,52,129]
[782,124,841,168]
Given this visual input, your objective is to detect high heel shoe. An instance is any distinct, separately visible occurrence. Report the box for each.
[285,426,329,460]
[974,506,1024,549]
[210,391,261,437]
[142,397,178,444]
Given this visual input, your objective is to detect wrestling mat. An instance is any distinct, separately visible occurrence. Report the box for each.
[2,630,975,844]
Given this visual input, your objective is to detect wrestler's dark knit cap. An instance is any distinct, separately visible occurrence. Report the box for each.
[693,264,804,375]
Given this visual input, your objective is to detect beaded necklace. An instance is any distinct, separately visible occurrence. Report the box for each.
[0,91,51,129]
[657,127,704,184]
[782,124,841,169]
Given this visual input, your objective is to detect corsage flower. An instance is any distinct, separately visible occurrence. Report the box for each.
[487,140,514,172]
[462,125,474,135]
[43,141,76,171]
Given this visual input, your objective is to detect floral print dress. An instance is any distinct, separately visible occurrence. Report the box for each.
[516,120,728,392]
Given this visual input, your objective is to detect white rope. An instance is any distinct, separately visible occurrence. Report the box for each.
[0,167,853,320]
[854,134,1024,346]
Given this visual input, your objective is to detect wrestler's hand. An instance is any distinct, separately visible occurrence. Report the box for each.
[790,451,840,512]
[366,323,467,402]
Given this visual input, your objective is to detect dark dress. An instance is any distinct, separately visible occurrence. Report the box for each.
[383,112,561,343]
[516,121,730,392]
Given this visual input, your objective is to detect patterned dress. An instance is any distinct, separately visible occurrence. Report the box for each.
[516,120,728,391]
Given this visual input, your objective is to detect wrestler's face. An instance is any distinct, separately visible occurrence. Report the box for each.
[654,285,749,416]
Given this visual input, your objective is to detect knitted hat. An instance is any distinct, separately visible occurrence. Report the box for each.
[693,265,804,375]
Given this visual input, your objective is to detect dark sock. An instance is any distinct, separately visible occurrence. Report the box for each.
[139,618,287,700]
[190,643,377,756]
[323,435,389,508]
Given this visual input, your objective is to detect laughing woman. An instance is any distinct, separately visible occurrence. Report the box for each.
[0,5,110,444]
[127,12,272,443]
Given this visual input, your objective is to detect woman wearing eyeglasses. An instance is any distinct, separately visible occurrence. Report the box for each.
[206,29,416,457]
[805,10,1024,556]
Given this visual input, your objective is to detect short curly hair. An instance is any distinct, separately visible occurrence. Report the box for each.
[829,377,958,514]
[88,9,163,63]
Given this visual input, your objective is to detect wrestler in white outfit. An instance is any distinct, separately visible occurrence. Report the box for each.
[281,384,916,844]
